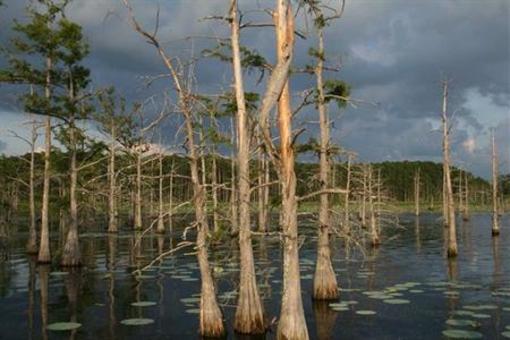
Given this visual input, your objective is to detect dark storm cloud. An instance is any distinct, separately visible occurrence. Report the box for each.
[0,0,508,177]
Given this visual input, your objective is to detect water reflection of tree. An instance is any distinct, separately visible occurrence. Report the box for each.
[415,216,421,252]
[106,234,117,339]
[491,236,501,290]
[65,269,82,340]
[38,264,50,340]
[445,258,459,313]
[313,300,338,340]
[27,256,37,340]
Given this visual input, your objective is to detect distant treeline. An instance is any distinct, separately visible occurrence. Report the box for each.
[1,150,506,223]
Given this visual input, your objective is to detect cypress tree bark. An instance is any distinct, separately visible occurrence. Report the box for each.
[230,1,265,333]
[313,28,338,300]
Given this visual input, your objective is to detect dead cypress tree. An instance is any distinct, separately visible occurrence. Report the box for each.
[122,2,224,335]
[491,130,500,236]
[273,1,308,338]
[229,1,265,333]
[441,79,457,257]
[414,167,420,217]
[307,3,348,300]
[463,171,470,221]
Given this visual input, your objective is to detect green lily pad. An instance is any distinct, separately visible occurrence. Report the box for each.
[343,300,359,305]
[470,313,491,319]
[502,331,510,338]
[409,289,424,293]
[442,329,482,339]
[185,308,200,314]
[47,322,82,331]
[383,299,410,304]
[446,319,480,327]
[369,294,394,300]
[120,318,154,326]
[131,301,157,307]
[180,297,200,304]
[464,305,498,311]
[356,310,376,315]
[50,272,69,277]
[453,310,475,316]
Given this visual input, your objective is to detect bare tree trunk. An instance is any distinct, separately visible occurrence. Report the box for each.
[361,167,367,228]
[27,119,38,254]
[157,151,165,234]
[343,154,352,233]
[442,164,448,227]
[442,80,457,257]
[168,159,174,233]
[134,151,142,230]
[37,57,52,264]
[458,170,463,214]
[414,168,420,216]
[463,171,469,221]
[491,131,500,236]
[211,151,219,233]
[368,166,380,247]
[230,2,265,332]
[313,28,338,301]
[62,110,81,267]
[257,139,268,232]
[274,2,308,339]
[230,116,239,234]
[108,120,118,233]
[187,111,224,336]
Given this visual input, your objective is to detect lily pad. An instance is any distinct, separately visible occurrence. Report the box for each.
[470,313,491,319]
[453,310,475,316]
[120,318,154,326]
[502,331,510,339]
[131,301,157,307]
[442,329,482,339]
[446,319,480,327]
[47,322,81,331]
[50,272,69,277]
[185,308,200,314]
[356,310,376,315]
[383,299,410,304]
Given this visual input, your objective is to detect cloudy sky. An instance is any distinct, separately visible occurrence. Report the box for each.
[0,0,509,178]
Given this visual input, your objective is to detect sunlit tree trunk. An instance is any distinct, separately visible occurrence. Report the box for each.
[463,171,469,221]
[37,57,52,264]
[343,154,352,233]
[61,109,81,266]
[156,151,165,234]
[134,150,142,230]
[107,119,118,233]
[368,166,380,246]
[211,151,219,233]
[257,139,268,232]
[274,2,308,338]
[167,159,174,233]
[186,109,224,336]
[230,116,239,234]
[313,27,338,300]
[27,119,38,254]
[230,1,265,332]
[441,80,457,257]
[414,168,420,216]
[491,131,500,236]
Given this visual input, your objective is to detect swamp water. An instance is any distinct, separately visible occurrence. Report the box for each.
[0,213,509,339]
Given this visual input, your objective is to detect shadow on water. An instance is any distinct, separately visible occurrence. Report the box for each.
[0,212,508,339]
